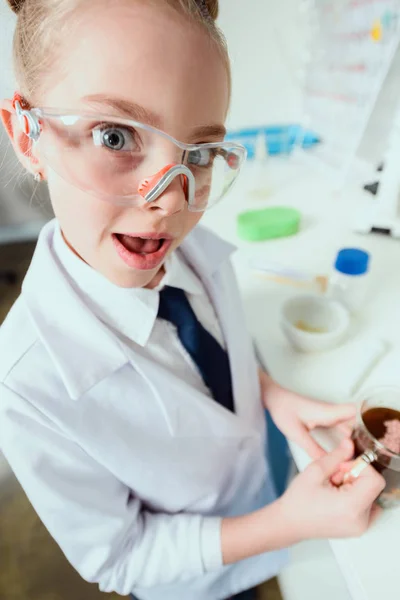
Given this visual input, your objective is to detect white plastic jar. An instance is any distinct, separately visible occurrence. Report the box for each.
[328,248,371,314]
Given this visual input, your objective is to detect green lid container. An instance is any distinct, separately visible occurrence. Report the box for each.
[237,206,301,241]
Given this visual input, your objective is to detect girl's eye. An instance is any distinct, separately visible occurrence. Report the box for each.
[187,148,214,167]
[92,125,139,152]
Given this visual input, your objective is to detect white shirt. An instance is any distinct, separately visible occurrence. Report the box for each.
[0,220,287,600]
[52,225,225,400]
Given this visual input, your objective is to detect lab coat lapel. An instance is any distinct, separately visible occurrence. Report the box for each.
[180,228,260,423]
[123,342,245,437]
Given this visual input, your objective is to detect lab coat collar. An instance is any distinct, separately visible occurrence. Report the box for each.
[22,220,236,401]
[51,224,205,349]
[179,224,236,279]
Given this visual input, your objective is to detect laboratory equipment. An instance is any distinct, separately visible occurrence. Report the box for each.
[298,0,400,237]
[328,248,371,313]
[345,386,400,508]
[250,260,329,293]
[225,124,320,158]
[280,293,350,353]
[237,206,301,241]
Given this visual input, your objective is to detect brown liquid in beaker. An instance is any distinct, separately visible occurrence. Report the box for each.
[362,407,400,442]
[353,407,400,508]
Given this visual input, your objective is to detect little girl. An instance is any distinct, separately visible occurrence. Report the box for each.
[0,1,384,599]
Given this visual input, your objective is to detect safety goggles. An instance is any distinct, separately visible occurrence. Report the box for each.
[14,97,246,212]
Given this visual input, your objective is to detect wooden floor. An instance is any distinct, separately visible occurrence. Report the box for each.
[0,240,282,600]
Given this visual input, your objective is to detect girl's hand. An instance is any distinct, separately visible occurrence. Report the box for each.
[278,439,385,541]
[221,440,384,566]
[260,371,356,459]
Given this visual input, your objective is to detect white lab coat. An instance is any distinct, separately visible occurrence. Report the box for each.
[0,221,287,600]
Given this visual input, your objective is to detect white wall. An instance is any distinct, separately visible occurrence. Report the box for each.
[219,0,305,129]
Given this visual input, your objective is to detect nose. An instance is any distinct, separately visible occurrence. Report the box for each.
[138,164,188,216]
[147,176,187,216]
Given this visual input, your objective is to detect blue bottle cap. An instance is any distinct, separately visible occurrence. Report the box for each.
[334,248,370,276]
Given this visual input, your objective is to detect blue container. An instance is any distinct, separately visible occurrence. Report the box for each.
[335,248,370,276]
[225,124,320,159]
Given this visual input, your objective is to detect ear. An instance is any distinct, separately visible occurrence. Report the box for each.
[0,98,45,179]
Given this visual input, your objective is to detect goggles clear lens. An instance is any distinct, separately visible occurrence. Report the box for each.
[32,109,246,211]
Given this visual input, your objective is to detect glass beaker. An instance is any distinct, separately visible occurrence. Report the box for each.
[349,386,400,508]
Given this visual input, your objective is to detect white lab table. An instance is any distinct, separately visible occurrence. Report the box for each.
[202,159,400,600]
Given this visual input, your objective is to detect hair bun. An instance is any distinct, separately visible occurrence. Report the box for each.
[204,0,218,20]
[6,0,26,14]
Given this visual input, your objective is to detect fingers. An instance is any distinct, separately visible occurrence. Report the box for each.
[331,455,386,494]
[331,456,372,486]
[349,464,386,497]
[332,403,357,420]
[330,460,353,486]
[336,418,356,436]
[293,425,327,460]
[312,439,354,479]
[306,403,357,430]
[321,403,357,427]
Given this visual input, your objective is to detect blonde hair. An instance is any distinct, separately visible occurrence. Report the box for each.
[7,0,229,104]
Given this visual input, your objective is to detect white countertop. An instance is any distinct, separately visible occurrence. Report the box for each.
[202,158,400,600]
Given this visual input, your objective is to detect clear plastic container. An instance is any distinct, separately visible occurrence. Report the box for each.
[328,248,371,314]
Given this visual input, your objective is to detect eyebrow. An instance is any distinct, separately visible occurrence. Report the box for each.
[81,94,226,141]
[190,124,227,141]
[81,94,162,128]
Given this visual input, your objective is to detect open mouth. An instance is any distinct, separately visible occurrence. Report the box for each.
[112,233,173,270]
[116,234,164,255]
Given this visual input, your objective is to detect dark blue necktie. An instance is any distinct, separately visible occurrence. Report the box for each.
[158,286,235,412]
